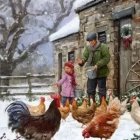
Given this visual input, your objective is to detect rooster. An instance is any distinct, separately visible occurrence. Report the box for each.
[51,94,70,120]
[6,98,61,140]
[28,97,46,116]
[82,97,121,139]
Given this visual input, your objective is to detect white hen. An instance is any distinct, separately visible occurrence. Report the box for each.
[131,99,140,125]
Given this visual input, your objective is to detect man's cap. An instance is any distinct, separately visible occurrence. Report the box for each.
[86,32,97,41]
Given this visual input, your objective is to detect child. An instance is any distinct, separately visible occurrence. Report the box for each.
[56,61,76,106]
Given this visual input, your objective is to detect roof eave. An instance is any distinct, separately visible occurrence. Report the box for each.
[75,0,106,13]
[51,32,79,42]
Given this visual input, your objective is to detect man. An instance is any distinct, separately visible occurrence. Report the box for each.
[77,32,110,104]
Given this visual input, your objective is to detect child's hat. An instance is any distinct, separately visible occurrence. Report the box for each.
[64,61,74,69]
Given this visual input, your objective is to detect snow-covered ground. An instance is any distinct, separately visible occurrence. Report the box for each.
[0,95,140,140]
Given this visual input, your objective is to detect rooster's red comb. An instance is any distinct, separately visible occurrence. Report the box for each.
[50,93,61,99]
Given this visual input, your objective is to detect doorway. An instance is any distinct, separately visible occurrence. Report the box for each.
[58,53,62,93]
[119,18,132,94]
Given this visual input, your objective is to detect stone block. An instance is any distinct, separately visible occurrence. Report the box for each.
[106,78,115,89]
[96,25,108,32]
[81,18,88,24]
[88,15,95,23]
[110,33,115,42]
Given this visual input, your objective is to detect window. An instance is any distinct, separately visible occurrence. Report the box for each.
[68,51,75,62]
[98,31,106,43]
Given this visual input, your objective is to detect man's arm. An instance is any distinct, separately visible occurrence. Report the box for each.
[78,46,89,66]
[96,44,110,68]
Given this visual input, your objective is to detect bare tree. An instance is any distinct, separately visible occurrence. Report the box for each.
[0,0,75,88]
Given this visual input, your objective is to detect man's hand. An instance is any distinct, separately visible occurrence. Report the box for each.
[93,65,98,71]
[76,58,83,64]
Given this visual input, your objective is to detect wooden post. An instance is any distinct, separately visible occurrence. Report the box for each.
[26,73,32,100]
[0,77,1,94]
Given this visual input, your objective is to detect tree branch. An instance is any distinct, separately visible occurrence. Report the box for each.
[24,0,32,14]
[9,0,17,19]
[14,0,75,64]
[6,27,25,55]
[4,0,31,59]
[1,0,75,70]
[0,15,7,29]
[50,0,75,34]
[13,35,49,65]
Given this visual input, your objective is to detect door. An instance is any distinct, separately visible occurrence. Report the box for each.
[119,18,132,94]
[58,53,62,93]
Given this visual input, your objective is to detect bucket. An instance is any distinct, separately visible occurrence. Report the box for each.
[86,69,97,79]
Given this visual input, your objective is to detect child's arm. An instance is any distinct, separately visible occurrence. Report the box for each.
[57,74,67,86]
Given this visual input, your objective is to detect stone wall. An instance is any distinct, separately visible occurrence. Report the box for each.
[53,33,85,90]
[77,0,140,95]
[53,0,140,95]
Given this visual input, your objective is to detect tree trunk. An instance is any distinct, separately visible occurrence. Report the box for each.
[0,61,13,93]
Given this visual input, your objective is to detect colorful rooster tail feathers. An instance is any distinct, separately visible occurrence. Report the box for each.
[5,101,30,131]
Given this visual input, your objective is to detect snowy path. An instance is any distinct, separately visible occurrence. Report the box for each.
[0,96,140,140]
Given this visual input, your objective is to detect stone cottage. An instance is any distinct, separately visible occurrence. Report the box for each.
[75,0,140,96]
[49,15,85,89]
[50,0,140,96]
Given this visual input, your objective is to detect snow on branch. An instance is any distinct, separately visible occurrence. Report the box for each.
[13,35,49,64]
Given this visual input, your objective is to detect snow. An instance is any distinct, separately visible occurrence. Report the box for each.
[49,0,95,41]
[73,0,96,9]
[49,12,80,41]
[1,95,140,140]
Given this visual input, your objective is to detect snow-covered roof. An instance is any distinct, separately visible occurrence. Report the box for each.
[75,0,105,13]
[73,0,95,9]
[49,0,96,42]
[49,14,79,42]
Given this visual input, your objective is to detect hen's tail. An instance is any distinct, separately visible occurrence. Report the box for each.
[5,101,30,131]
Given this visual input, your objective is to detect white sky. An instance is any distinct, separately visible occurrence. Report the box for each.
[1,94,140,140]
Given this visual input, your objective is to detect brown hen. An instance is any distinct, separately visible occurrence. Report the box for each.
[58,98,70,120]
[72,99,96,125]
[82,97,121,139]
[28,97,46,116]
[94,96,107,116]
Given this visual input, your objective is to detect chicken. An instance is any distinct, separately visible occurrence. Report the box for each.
[131,98,140,125]
[120,98,128,115]
[71,99,96,125]
[94,96,107,116]
[28,97,46,116]
[82,97,121,139]
[6,98,61,140]
[58,98,70,120]
[50,94,70,120]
